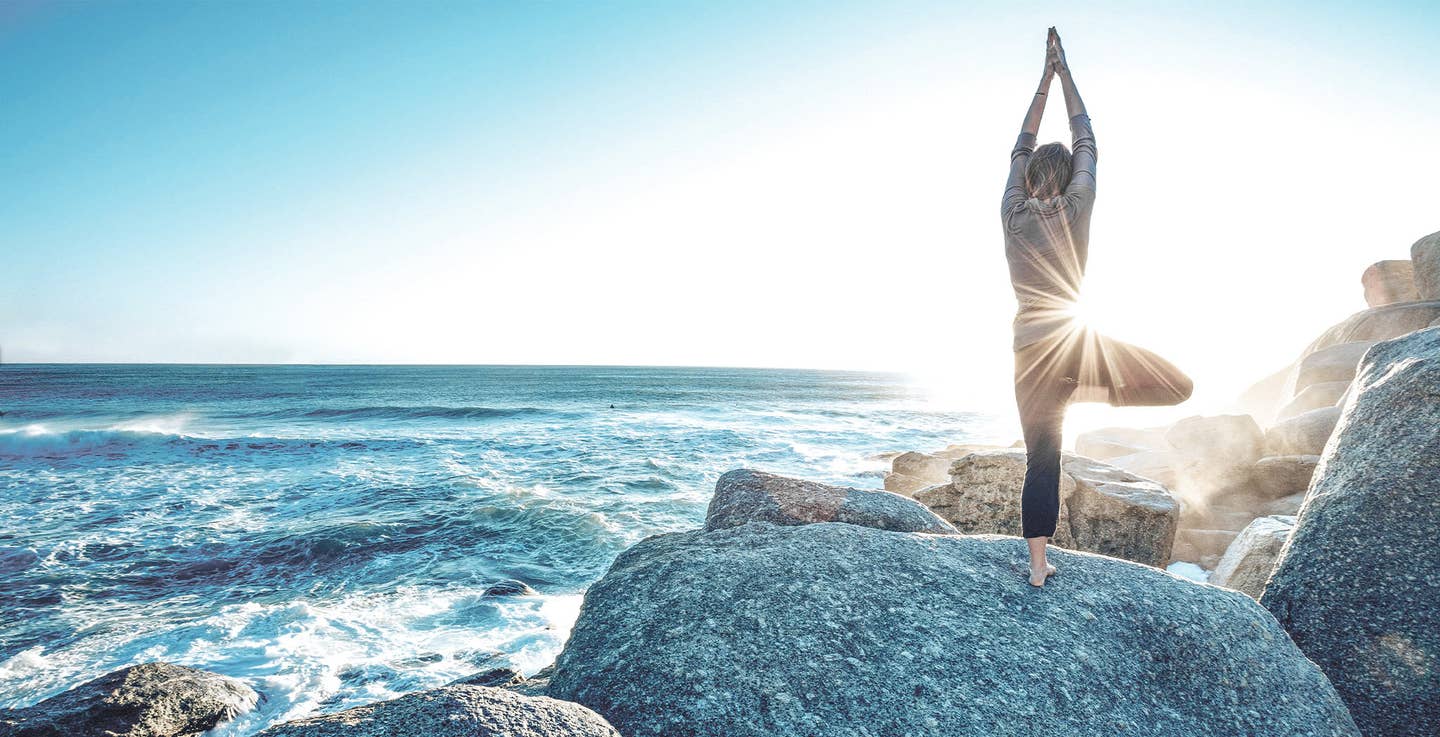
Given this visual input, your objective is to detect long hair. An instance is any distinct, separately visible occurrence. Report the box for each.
[1025,142,1072,199]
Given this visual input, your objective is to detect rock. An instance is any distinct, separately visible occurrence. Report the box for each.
[1264,491,1307,516]
[1276,380,1350,422]
[0,662,257,737]
[1170,528,1239,569]
[881,471,931,495]
[1061,455,1180,568]
[1361,259,1418,307]
[1262,327,1440,737]
[706,469,955,535]
[891,450,952,480]
[1433,316,1440,329]
[1291,341,1377,396]
[1411,230,1440,300]
[915,451,1177,567]
[1300,301,1440,355]
[484,579,537,597]
[1264,407,1342,456]
[547,522,1358,737]
[1074,426,1169,460]
[1210,515,1295,599]
[255,685,619,737]
[447,667,526,688]
[933,443,1006,459]
[1252,455,1320,499]
[1164,415,1266,466]
[504,664,556,697]
[1105,450,1180,487]
[916,450,1076,547]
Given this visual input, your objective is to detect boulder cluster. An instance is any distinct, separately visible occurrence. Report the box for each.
[6,231,1436,737]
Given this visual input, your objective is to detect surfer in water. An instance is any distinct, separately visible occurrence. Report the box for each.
[1003,28,1193,587]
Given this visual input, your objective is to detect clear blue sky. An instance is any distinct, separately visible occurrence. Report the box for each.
[4,1,1438,406]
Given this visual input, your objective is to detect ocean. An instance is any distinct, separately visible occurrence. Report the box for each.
[0,364,1004,733]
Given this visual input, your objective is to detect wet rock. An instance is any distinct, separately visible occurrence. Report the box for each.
[447,667,525,689]
[503,664,556,697]
[255,685,618,737]
[706,469,955,535]
[1265,407,1342,456]
[0,662,257,737]
[1263,327,1440,737]
[1361,259,1418,307]
[548,522,1358,737]
[1276,380,1350,422]
[1411,230,1440,300]
[1210,515,1295,599]
[484,579,537,597]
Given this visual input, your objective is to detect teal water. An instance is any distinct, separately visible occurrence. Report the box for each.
[0,364,1003,732]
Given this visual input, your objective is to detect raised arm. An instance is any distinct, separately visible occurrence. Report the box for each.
[1002,42,1055,214]
[1049,29,1095,192]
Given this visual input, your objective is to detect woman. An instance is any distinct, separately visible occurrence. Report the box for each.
[1003,29,1193,587]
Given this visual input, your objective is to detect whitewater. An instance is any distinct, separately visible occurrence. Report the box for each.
[0,364,1005,734]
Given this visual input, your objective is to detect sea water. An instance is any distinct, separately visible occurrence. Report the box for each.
[0,364,1004,733]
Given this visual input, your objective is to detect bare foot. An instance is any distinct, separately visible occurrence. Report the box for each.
[1028,563,1058,588]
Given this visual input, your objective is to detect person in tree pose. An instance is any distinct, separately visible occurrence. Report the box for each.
[1003,28,1193,587]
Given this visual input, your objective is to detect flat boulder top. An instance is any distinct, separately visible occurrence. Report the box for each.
[549,522,1356,737]
[255,685,619,737]
[705,468,956,535]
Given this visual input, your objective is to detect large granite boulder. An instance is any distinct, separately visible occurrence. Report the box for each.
[548,522,1358,737]
[914,450,1179,566]
[1073,426,1168,461]
[1361,259,1418,307]
[1412,230,1440,300]
[1210,515,1295,599]
[707,469,955,535]
[1252,455,1319,499]
[1262,327,1440,737]
[255,685,619,736]
[1264,406,1342,456]
[0,662,257,737]
[1276,380,1350,422]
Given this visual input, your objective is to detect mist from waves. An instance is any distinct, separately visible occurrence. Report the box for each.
[0,364,1007,733]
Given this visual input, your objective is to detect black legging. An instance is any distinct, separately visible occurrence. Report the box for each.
[1016,326,1193,539]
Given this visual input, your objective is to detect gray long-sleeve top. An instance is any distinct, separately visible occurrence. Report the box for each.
[1001,113,1097,350]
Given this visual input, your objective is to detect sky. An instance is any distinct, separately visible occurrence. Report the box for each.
[3,0,1438,413]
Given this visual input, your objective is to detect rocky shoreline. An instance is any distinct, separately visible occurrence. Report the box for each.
[5,230,1437,736]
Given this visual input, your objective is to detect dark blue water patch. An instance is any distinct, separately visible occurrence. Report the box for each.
[251,405,558,422]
